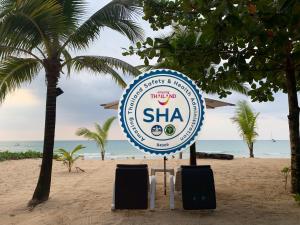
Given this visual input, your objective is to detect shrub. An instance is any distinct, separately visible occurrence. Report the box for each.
[294,194,300,206]
[0,151,59,161]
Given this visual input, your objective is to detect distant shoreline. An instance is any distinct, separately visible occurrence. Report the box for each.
[0,140,292,158]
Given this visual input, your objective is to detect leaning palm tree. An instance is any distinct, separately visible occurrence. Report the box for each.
[0,0,143,206]
[231,100,259,158]
[76,116,116,161]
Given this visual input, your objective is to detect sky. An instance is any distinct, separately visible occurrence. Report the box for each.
[0,0,293,141]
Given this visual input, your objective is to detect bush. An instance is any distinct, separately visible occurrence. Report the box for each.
[0,151,59,161]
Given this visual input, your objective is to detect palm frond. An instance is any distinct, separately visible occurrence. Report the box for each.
[135,64,155,72]
[0,0,15,20]
[0,57,41,103]
[75,127,89,136]
[56,148,71,161]
[70,144,85,156]
[0,0,66,55]
[63,0,143,50]
[94,123,105,138]
[57,0,86,29]
[61,49,72,75]
[69,55,134,88]
[102,116,116,133]
[76,128,102,145]
[0,45,43,61]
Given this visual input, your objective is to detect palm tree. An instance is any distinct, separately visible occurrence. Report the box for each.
[0,0,143,206]
[231,100,259,158]
[56,144,85,172]
[76,116,116,160]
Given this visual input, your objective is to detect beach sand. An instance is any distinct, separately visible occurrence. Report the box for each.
[0,158,299,225]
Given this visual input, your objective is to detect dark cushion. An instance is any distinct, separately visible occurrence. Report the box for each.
[181,165,216,210]
[117,164,148,168]
[181,165,211,169]
[114,166,149,209]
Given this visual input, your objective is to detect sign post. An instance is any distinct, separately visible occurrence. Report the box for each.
[163,156,167,195]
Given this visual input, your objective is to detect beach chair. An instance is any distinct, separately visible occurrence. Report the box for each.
[112,164,153,210]
[170,165,216,210]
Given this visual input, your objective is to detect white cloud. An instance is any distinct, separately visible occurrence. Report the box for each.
[1,89,41,108]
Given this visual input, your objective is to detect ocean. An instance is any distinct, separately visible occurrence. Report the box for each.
[0,140,291,159]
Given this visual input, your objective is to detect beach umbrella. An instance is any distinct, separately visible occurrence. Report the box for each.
[101,98,234,110]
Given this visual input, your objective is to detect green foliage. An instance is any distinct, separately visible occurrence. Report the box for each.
[294,193,300,206]
[56,144,85,172]
[76,116,116,160]
[0,150,58,161]
[130,0,300,102]
[281,166,291,190]
[125,28,248,97]
[0,57,41,102]
[0,0,143,104]
[231,101,259,158]
[66,55,140,88]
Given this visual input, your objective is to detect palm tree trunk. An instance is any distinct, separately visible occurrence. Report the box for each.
[101,151,105,161]
[190,143,197,165]
[249,142,254,158]
[29,60,60,207]
[285,54,300,193]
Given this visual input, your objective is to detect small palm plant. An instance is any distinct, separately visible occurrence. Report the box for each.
[56,145,85,172]
[76,117,116,160]
[232,100,259,158]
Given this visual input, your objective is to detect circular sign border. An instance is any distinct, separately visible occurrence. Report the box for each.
[119,69,206,156]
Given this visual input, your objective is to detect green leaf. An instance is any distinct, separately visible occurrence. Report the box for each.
[146,37,153,46]
[64,0,144,50]
[136,42,142,49]
[0,57,41,103]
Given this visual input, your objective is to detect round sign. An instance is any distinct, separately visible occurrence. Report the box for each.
[119,69,205,156]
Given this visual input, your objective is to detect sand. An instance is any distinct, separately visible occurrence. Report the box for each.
[0,158,299,225]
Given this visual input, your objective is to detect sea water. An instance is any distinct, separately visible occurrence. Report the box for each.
[0,140,291,159]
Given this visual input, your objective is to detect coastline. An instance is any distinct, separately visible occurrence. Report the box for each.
[1,158,299,225]
[0,140,292,158]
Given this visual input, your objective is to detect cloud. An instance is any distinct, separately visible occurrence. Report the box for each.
[1,88,41,108]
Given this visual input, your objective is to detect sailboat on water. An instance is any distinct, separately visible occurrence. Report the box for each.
[271,132,276,142]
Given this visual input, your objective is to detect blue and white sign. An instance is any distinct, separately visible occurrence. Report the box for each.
[119,69,205,156]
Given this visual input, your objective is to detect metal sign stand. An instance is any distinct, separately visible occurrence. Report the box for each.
[164,156,167,195]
